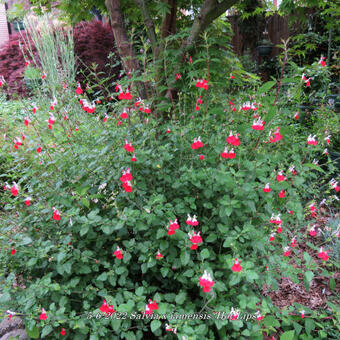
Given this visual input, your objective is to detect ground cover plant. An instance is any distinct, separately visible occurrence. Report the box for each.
[0,6,339,340]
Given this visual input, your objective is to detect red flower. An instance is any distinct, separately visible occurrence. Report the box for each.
[191,136,203,150]
[100,300,115,314]
[277,225,282,234]
[226,131,240,146]
[318,56,326,67]
[318,247,329,261]
[221,147,229,159]
[144,304,153,315]
[52,207,61,221]
[166,128,171,134]
[263,183,271,193]
[60,328,66,336]
[147,299,158,311]
[24,117,31,126]
[231,258,242,272]
[39,308,47,320]
[25,197,31,206]
[124,140,135,153]
[269,233,275,242]
[290,236,297,247]
[307,135,317,145]
[114,246,123,260]
[195,105,200,111]
[189,230,202,248]
[131,154,137,162]
[120,110,128,119]
[176,73,181,80]
[294,112,299,120]
[37,146,42,153]
[230,73,235,79]
[156,250,163,259]
[144,107,151,114]
[199,270,215,293]
[123,181,132,192]
[11,183,19,196]
[75,82,83,95]
[195,79,209,90]
[283,247,291,257]
[117,120,122,127]
[186,214,199,226]
[278,190,285,198]
[330,179,339,192]
[199,155,204,160]
[276,171,286,182]
[11,248,16,255]
[252,117,265,130]
[197,96,203,105]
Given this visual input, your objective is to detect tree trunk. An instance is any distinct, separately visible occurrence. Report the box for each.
[105,0,138,72]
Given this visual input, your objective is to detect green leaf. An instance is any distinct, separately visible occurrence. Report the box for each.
[25,326,39,339]
[151,320,161,333]
[200,249,210,259]
[175,291,186,304]
[305,271,314,283]
[160,267,169,278]
[41,325,53,338]
[330,277,335,291]
[135,287,144,296]
[305,318,315,335]
[280,330,295,340]
[80,225,89,236]
[21,237,32,245]
[97,272,107,281]
[258,80,276,94]
[264,315,280,328]
[180,250,190,266]
[0,292,11,302]
[81,198,90,208]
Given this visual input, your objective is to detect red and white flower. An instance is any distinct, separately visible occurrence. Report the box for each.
[191,136,204,149]
[52,207,61,221]
[114,246,123,259]
[263,183,271,193]
[324,135,331,144]
[156,250,163,259]
[283,246,291,257]
[195,79,209,90]
[269,233,275,242]
[199,270,215,293]
[276,171,286,182]
[165,324,177,334]
[188,230,202,250]
[39,308,48,320]
[11,182,19,196]
[252,117,265,130]
[307,135,317,145]
[226,131,241,146]
[330,179,339,192]
[309,225,317,237]
[231,258,242,272]
[269,213,282,225]
[124,139,135,153]
[290,236,297,247]
[186,214,199,226]
[24,197,31,206]
[318,56,326,67]
[100,300,115,314]
[318,247,329,261]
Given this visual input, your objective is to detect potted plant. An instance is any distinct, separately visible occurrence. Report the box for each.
[6,2,26,32]
[257,31,273,57]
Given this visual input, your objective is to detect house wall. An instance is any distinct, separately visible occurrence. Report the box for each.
[0,3,9,48]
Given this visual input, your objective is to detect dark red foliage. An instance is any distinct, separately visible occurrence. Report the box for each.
[0,20,120,97]
[74,20,121,93]
[0,32,36,97]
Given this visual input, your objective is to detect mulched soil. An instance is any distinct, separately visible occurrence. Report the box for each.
[262,211,339,311]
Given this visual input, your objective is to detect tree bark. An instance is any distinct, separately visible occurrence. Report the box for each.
[105,0,139,72]
[161,0,177,38]
[105,0,147,99]
[180,0,239,58]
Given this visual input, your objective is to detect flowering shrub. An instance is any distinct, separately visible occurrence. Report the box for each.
[0,29,339,338]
